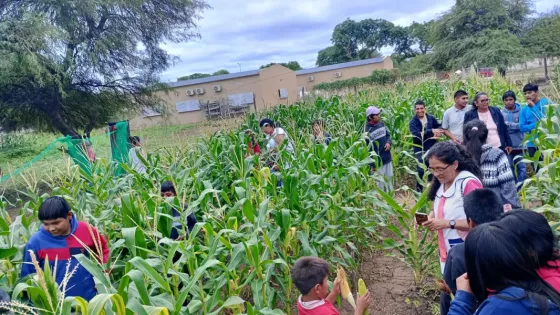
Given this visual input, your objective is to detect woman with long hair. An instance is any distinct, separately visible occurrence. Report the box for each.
[464,92,512,153]
[449,220,560,315]
[499,210,560,291]
[463,120,520,210]
[423,142,483,273]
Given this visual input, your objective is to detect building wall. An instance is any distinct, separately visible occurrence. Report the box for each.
[296,57,393,93]
[257,65,298,111]
[130,73,263,130]
[130,58,394,130]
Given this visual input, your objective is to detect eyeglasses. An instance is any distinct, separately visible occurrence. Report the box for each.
[428,164,452,174]
[479,99,489,103]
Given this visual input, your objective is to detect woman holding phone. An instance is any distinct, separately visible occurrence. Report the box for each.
[423,142,483,273]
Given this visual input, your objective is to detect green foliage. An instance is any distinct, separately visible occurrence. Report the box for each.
[430,0,531,71]
[316,46,352,66]
[260,61,302,71]
[313,70,396,91]
[177,73,212,81]
[0,0,209,137]
[395,54,436,77]
[212,69,230,76]
[2,75,557,314]
[521,12,560,76]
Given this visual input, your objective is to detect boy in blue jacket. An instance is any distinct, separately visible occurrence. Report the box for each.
[519,83,552,170]
[21,197,109,301]
[501,91,526,184]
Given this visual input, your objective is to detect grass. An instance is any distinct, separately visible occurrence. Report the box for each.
[0,119,246,202]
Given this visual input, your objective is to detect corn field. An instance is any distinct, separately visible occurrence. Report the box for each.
[1,74,559,314]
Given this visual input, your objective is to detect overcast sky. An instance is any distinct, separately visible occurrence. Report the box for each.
[160,0,557,81]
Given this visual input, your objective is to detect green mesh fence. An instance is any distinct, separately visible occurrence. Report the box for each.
[0,121,130,183]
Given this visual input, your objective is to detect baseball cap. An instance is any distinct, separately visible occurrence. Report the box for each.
[366,106,381,117]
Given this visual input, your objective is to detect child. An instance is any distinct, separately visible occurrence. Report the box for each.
[129,136,147,174]
[312,120,332,145]
[292,257,371,315]
[21,196,109,301]
[161,181,197,240]
[365,106,393,192]
[244,129,261,156]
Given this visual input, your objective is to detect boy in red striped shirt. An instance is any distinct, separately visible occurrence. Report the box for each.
[292,257,370,315]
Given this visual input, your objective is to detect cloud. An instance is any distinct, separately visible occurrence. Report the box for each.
[160,0,554,81]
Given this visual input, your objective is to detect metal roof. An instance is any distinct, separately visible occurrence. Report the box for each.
[167,56,386,88]
[295,57,385,75]
[169,69,260,88]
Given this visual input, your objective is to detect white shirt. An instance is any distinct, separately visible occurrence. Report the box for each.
[129,147,147,174]
[266,127,295,154]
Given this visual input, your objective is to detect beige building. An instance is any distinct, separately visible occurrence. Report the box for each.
[130,56,393,130]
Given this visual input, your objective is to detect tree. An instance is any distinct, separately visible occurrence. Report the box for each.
[430,0,524,72]
[316,46,351,66]
[331,19,364,59]
[522,12,560,78]
[408,21,436,54]
[0,0,209,137]
[212,69,230,75]
[259,61,302,71]
[177,73,212,81]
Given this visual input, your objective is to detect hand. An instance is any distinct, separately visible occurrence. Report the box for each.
[506,146,512,154]
[456,273,472,295]
[527,99,535,107]
[433,129,443,137]
[452,137,460,144]
[423,218,449,231]
[384,143,391,151]
[273,165,280,171]
[503,204,513,212]
[332,278,341,297]
[355,290,371,315]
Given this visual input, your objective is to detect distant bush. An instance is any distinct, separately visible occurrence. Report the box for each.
[313,69,396,91]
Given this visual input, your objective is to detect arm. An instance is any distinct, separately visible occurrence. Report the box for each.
[186,213,197,232]
[497,156,521,209]
[326,278,340,304]
[519,108,537,133]
[448,291,476,315]
[497,112,512,148]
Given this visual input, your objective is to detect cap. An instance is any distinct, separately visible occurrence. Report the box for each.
[366,106,381,117]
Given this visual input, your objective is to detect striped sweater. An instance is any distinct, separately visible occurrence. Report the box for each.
[480,144,521,209]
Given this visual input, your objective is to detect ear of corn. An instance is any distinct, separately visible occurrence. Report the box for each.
[358,278,368,315]
[336,265,356,309]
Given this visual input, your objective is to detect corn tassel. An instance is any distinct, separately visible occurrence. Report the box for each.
[336,265,356,309]
[358,278,368,315]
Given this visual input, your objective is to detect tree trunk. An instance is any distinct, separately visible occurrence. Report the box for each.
[46,110,80,137]
[544,56,549,80]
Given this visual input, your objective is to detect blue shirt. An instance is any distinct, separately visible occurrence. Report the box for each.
[449,287,560,315]
[519,98,551,147]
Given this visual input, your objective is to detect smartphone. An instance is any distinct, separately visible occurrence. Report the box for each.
[415,212,429,225]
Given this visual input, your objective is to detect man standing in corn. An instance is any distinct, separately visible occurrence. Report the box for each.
[365,106,393,192]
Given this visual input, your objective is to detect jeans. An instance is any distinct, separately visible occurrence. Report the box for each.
[507,151,527,185]
[415,152,433,192]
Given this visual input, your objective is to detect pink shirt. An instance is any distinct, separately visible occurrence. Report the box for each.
[537,260,560,292]
[478,111,501,148]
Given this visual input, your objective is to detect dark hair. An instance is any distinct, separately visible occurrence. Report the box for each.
[463,189,503,225]
[523,83,539,93]
[414,100,425,107]
[472,92,488,107]
[502,90,517,101]
[130,136,141,145]
[259,118,275,128]
[454,90,468,99]
[38,196,72,221]
[291,257,330,295]
[465,223,560,314]
[499,210,560,268]
[161,181,177,195]
[312,119,326,128]
[463,120,488,165]
[426,142,482,201]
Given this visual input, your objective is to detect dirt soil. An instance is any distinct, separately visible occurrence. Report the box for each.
[338,251,436,315]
